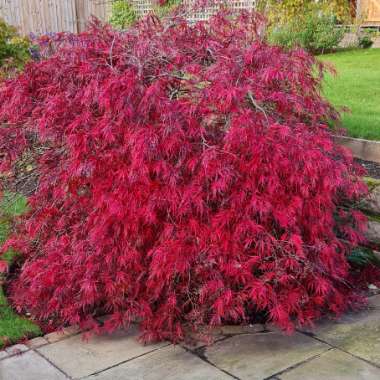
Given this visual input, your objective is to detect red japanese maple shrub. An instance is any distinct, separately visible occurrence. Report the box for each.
[0,10,371,342]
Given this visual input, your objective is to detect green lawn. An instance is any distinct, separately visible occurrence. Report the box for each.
[0,193,40,348]
[320,49,380,141]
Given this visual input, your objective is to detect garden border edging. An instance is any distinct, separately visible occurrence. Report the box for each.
[334,135,380,164]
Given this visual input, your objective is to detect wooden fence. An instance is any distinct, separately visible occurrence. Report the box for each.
[0,0,111,35]
[358,0,380,24]
[132,0,256,21]
[0,0,258,35]
[1,0,379,36]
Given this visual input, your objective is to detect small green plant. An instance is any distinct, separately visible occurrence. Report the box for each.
[348,247,380,267]
[358,34,373,49]
[268,10,344,54]
[0,18,30,78]
[109,0,136,29]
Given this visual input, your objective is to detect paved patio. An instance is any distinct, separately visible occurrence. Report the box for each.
[1,294,379,380]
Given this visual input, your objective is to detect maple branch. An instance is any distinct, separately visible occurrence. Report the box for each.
[247,91,269,125]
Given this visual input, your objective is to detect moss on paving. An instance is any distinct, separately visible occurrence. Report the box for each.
[0,193,41,348]
[320,49,380,141]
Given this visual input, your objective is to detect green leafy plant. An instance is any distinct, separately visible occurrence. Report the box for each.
[0,18,30,78]
[258,0,351,24]
[109,0,136,29]
[348,247,380,267]
[358,34,373,49]
[268,10,345,54]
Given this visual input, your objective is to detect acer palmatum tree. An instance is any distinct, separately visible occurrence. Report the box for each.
[0,10,374,342]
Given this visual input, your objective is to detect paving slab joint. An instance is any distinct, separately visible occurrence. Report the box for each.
[33,347,74,379]
[77,342,172,379]
[181,341,241,380]
[297,328,380,370]
[263,347,334,380]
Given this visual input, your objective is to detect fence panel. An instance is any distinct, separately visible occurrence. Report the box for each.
[0,0,22,31]
[0,0,110,35]
[131,0,256,20]
[131,0,153,17]
[75,0,111,32]
[360,0,380,24]
[0,0,260,35]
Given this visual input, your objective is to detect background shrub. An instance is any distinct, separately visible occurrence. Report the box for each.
[108,0,180,29]
[258,0,351,24]
[0,9,374,343]
[109,0,136,29]
[0,19,31,78]
[358,34,374,49]
[268,10,345,54]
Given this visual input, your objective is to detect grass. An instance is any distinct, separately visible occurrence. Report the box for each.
[0,193,41,348]
[319,49,380,141]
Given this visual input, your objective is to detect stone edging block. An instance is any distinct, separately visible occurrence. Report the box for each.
[26,337,49,349]
[5,344,29,356]
[44,324,81,343]
[334,135,380,164]
[366,220,380,245]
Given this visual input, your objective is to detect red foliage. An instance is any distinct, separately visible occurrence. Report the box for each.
[0,11,371,342]
[0,260,8,273]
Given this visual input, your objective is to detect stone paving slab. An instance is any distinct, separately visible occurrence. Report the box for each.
[0,303,379,380]
[5,343,28,355]
[369,294,380,309]
[85,345,233,380]
[302,307,380,366]
[0,350,68,380]
[204,332,329,380]
[279,349,380,380]
[0,350,9,360]
[37,326,168,379]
